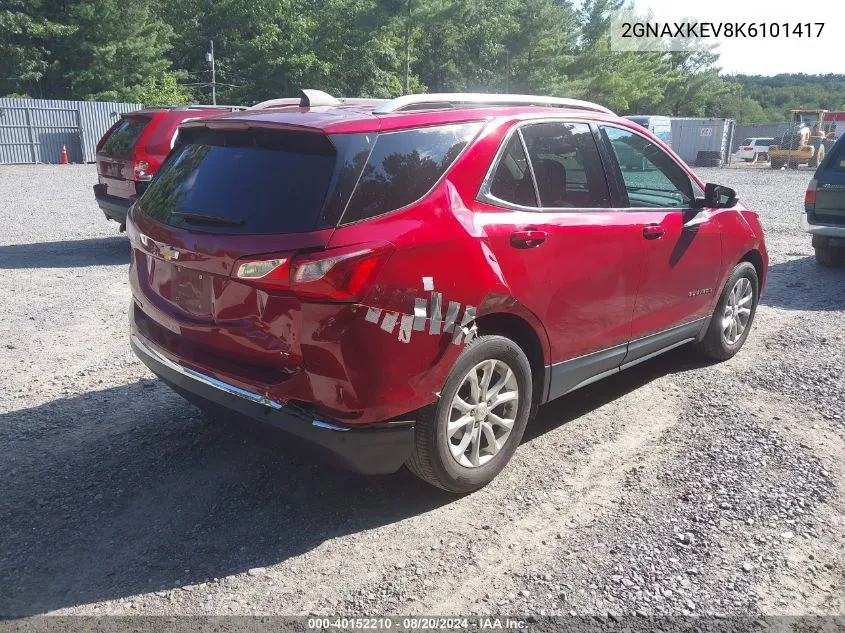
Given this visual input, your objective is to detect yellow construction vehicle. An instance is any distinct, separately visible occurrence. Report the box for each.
[768,108,841,169]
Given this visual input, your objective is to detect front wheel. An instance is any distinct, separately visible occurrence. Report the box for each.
[809,144,825,168]
[406,335,532,493]
[694,262,759,361]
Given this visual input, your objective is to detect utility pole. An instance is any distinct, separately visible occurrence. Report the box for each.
[187,42,238,100]
[206,40,217,105]
[403,0,412,95]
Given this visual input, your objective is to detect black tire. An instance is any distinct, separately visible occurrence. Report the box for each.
[770,159,783,169]
[808,144,824,168]
[815,243,845,267]
[694,262,759,361]
[406,335,532,493]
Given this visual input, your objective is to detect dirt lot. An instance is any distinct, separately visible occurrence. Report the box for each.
[0,164,843,618]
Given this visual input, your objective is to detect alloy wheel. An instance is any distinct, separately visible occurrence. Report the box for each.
[722,277,754,345]
[447,359,519,468]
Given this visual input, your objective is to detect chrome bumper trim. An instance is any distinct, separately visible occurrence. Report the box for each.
[130,333,284,410]
[311,419,351,432]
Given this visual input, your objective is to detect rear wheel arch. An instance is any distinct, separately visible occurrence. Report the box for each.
[474,312,547,417]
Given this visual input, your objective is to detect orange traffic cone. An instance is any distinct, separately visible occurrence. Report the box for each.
[60,144,69,164]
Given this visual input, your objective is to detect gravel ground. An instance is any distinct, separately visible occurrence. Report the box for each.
[0,163,843,618]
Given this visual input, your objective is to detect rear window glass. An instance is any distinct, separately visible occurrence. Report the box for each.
[340,122,482,224]
[138,129,337,234]
[824,137,845,171]
[741,139,752,146]
[99,116,150,156]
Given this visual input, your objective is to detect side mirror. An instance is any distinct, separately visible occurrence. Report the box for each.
[694,183,738,209]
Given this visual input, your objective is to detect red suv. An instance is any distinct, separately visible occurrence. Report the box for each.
[127,91,767,492]
[94,105,244,230]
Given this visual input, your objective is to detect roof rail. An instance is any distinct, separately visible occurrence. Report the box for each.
[372,93,614,115]
[171,104,246,111]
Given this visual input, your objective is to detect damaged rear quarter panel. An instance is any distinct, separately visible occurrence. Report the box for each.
[322,129,550,422]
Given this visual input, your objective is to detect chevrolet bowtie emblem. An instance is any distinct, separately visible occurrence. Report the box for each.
[160,245,180,261]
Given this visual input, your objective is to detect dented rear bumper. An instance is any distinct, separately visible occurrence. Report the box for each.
[130,332,415,474]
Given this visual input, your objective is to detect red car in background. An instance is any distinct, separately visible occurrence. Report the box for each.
[93,105,244,229]
[127,91,767,493]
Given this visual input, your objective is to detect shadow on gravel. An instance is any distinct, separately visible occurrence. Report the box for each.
[0,380,453,616]
[525,346,710,442]
[0,346,723,616]
[761,256,845,311]
[0,236,129,269]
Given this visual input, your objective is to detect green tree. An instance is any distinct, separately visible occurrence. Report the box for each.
[137,72,192,106]
[568,0,671,112]
[61,0,186,103]
[6,0,843,122]
[0,0,75,97]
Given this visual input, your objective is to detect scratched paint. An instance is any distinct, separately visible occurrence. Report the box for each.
[413,298,427,331]
[362,276,477,347]
[380,311,399,333]
[365,307,382,323]
[453,306,476,345]
[428,291,443,335]
[398,314,414,343]
[443,301,460,333]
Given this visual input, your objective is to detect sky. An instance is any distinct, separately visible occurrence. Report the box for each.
[628,0,843,75]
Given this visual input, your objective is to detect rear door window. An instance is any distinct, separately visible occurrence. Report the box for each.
[99,116,150,157]
[339,122,482,224]
[520,122,610,208]
[489,134,538,207]
[138,128,339,234]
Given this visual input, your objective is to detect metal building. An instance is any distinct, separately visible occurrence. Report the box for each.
[0,98,143,165]
[670,117,736,166]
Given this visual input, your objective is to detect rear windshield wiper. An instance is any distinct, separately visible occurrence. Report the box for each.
[171,211,245,227]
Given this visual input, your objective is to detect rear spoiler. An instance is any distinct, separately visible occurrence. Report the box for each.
[177,117,330,134]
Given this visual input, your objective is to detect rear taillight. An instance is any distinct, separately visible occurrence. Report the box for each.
[805,178,817,210]
[133,158,156,181]
[743,146,753,151]
[233,243,393,301]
